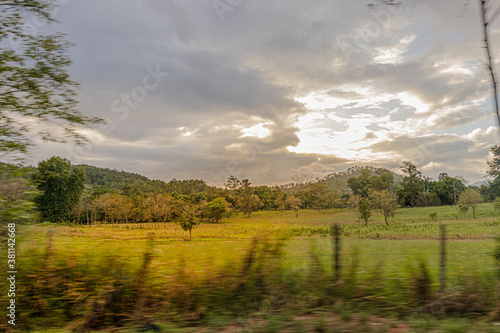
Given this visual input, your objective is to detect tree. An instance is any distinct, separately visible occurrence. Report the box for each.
[95,193,114,224]
[306,182,330,212]
[272,187,286,214]
[95,193,134,224]
[1,0,102,157]
[206,197,228,223]
[31,156,84,222]
[480,178,500,202]
[347,169,372,197]
[73,189,95,225]
[130,195,150,223]
[338,192,351,211]
[174,201,198,241]
[400,161,423,207]
[235,179,262,217]
[457,189,483,219]
[224,175,242,191]
[370,168,395,192]
[479,0,500,127]
[488,145,500,178]
[115,194,134,223]
[254,185,274,210]
[369,190,398,225]
[359,198,371,225]
[431,173,466,206]
[148,193,174,227]
[292,172,309,186]
[286,196,302,217]
[421,176,431,207]
[494,197,500,214]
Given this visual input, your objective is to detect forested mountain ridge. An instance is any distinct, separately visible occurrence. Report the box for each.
[76,164,212,196]
[79,164,150,187]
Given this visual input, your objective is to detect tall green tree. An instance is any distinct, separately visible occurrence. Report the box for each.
[32,156,84,222]
[370,168,395,192]
[272,187,286,214]
[235,179,262,217]
[254,185,274,210]
[338,192,351,211]
[347,169,372,197]
[400,161,423,207]
[1,0,102,157]
[206,197,228,223]
[431,173,466,206]
[306,182,330,212]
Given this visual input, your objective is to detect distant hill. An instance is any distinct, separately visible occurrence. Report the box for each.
[471,179,491,187]
[79,164,150,187]
[77,164,211,196]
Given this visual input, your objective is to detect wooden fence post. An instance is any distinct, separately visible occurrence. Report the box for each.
[333,224,341,281]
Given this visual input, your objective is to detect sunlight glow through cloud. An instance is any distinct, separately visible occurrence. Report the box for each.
[290,89,433,162]
[241,122,271,138]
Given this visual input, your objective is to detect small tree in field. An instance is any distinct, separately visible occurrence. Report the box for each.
[286,196,302,217]
[206,197,227,223]
[174,201,198,241]
[369,190,398,225]
[359,198,371,225]
[457,189,483,219]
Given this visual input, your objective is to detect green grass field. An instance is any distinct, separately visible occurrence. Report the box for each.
[6,203,500,332]
[17,203,499,281]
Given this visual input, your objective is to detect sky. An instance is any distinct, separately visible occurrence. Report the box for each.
[23,0,500,186]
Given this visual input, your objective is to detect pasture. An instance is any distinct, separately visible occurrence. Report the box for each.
[7,203,500,332]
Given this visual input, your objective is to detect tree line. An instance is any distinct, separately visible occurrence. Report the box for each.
[2,147,499,231]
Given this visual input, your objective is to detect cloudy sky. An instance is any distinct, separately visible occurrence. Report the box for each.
[28,0,500,185]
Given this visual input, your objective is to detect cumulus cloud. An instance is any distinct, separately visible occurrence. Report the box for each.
[421,162,446,172]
